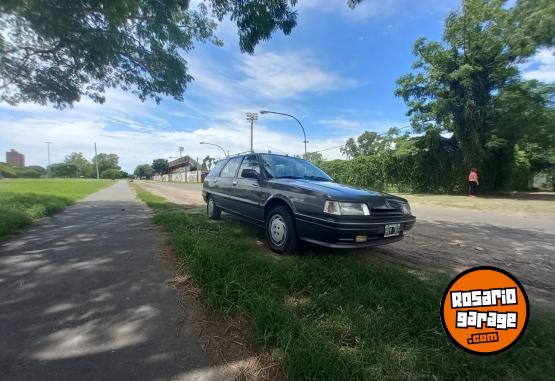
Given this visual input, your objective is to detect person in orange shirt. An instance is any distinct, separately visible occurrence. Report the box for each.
[468,168,479,196]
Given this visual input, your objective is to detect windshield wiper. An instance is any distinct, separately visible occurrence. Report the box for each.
[303,175,330,181]
[274,175,302,179]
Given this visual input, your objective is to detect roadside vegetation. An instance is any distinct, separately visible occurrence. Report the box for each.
[0,179,111,238]
[135,186,554,380]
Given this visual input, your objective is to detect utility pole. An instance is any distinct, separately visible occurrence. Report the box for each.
[45,142,52,177]
[246,112,258,153]
[178,146,184,158]
[94,142,100,179]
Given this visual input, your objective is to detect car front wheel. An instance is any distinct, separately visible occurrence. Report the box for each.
[207,195,221,220]
[266,205,298,254]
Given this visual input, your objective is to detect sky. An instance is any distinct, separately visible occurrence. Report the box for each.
[0,0,553,172]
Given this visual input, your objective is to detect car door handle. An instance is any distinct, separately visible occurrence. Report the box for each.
[250,183,259,187]
[232,181,237,186]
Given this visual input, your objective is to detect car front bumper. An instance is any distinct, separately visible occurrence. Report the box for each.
[295,213,416,248]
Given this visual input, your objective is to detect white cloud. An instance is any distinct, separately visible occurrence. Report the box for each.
[0,106,348,171]
[521,48,555,83]
[238,51,357,99]
[187,50,356,101]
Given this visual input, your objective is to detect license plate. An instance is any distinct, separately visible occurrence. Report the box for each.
[384,223,401,238]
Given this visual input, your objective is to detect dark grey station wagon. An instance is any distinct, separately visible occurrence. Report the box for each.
[202,153,415,254]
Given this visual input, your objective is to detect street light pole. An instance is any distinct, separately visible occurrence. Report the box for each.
[44,142,52,177]
[246,112,258,153]
[259,110,307,159]
[200,142,228,158]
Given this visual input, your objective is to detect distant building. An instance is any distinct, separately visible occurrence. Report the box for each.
[168,156,199,174]
[6,149,25,167]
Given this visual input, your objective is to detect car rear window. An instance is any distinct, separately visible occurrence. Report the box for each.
[208,159,228,177]
[219,156,243,177]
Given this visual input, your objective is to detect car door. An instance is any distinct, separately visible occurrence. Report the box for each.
[204,158,228,205]
[216,156,244,212]
[234,154,267,223]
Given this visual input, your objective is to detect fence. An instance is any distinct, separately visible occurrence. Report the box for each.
[152,170,206,183]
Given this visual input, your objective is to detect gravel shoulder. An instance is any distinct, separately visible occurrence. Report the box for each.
[138,181,555,304]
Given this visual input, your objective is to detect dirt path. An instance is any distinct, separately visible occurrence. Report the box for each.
[138,181,555,304]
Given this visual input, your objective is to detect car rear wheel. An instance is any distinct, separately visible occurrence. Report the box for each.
[266,205,298,254]
[207,195,221,220]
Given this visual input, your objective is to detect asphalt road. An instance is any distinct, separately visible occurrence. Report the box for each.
[138,181,555,304]
[0,181,218,381]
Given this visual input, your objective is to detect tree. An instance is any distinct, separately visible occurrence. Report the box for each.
[395,0,554,190]
[25,165,47,176]
[65,152,93,177]
[92,153,120,174]
[0,0,299,108]
[134,164,154,179]
[151,159,169,174]
[356,131,381,156]
[101,169,123,179]
[48,163,78,177]
[340,138,358,159]
[201,155,215,171]
[304,152,324,164]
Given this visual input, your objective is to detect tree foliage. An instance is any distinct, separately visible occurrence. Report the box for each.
[134,163,153,178]
[48,163,79,177]
[92,153,120,173]
[100,168,123,179]
[0,0,299,108]
[65,152,94,177]
[304,151,324,164]
[151,158,169,174]
[394,0,554,190]
[0,163,46,178]
[201,155,215,171]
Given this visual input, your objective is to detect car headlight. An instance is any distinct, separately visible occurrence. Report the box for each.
[401,203,411,215]
[324,201,370,216]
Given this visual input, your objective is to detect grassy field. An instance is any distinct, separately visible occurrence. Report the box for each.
[400,193,555,215]
[0,179,112,238]
[135,186,554,380]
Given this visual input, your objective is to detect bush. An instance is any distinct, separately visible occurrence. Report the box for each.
[0,163,17,178]
[100,169,122,179]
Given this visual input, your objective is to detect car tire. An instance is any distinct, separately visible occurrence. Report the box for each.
[266,205,298,254]
[207,195,221,220]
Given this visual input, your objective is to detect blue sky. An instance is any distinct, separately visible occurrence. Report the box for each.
[0,0,552,172]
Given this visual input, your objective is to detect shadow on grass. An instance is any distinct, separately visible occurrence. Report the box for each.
[135,187,555,380]
[0,193,74,238]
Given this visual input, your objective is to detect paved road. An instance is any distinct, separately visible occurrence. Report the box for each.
[137,181,555,304]
[0,181,216,381]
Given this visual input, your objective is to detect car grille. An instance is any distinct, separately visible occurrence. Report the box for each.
[371,199,404,216]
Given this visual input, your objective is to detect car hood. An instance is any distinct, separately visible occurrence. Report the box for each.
[269,179,407,202]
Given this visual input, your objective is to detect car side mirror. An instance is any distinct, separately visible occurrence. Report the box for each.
[241,168,260,180]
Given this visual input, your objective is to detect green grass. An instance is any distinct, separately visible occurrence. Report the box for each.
[0,179,112,237]
[135,186,555,380]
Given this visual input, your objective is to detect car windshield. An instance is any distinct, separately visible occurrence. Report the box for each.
[260,154,332,181]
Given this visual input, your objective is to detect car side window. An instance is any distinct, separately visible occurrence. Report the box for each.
[238,155,260,178]
[219,156,243,178]
[208,159,227,177]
